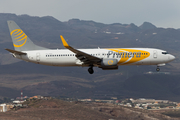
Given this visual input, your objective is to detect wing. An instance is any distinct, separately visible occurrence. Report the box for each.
[60,35,101,65]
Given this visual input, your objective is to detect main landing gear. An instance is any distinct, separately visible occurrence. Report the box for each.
[88,66,94,74]
[156,67,160,72]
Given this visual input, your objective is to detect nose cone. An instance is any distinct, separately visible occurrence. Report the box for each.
[168,55,175,61]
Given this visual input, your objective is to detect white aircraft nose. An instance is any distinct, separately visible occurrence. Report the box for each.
[168,55,175,61]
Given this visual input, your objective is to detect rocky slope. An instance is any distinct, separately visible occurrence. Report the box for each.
[0,99,177,120]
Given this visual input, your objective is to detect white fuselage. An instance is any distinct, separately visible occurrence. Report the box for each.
[14,48,175,67]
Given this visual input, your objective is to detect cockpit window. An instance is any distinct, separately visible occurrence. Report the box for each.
[162,51,168,55]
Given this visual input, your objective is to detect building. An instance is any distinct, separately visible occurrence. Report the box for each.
[13,100,25,104]
[0,104,7,112]
[0,103,14,112]
[6,104,14,111]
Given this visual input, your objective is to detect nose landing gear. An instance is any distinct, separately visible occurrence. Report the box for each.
[88,66,94,74]
[156,67,160,72]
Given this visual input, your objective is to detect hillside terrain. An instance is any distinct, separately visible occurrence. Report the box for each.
[0,99,178,120]
[0,13,180,101]
[0,61,180,101]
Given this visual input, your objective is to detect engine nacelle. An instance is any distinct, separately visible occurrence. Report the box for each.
[100,58,118,70]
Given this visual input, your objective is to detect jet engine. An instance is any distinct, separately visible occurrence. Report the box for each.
[99,58,118,70]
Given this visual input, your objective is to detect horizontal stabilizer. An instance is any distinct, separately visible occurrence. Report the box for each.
[5,48,27,55]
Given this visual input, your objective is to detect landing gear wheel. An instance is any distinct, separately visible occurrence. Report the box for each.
[88,67,94,74]
[156,67,160,72]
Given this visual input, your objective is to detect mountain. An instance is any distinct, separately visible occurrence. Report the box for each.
[0,13,180,101]
[0,61,180,101]
[139,22,157,30]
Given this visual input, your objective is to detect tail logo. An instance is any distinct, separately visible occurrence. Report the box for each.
[11,29,27,47]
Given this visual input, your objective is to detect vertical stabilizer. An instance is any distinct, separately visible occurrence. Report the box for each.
[7,21,48,51]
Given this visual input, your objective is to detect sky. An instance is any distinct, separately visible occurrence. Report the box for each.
[0,0,180,28]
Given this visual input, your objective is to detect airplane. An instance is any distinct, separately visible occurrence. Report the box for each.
[5,20,175,74]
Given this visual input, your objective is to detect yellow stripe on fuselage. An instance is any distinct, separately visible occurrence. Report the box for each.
[107,48,150,65]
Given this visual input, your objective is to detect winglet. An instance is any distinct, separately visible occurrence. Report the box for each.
[60,35,70,48]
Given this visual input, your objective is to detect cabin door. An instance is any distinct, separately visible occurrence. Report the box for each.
[36,53,40,61]
[153,50,157,58]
